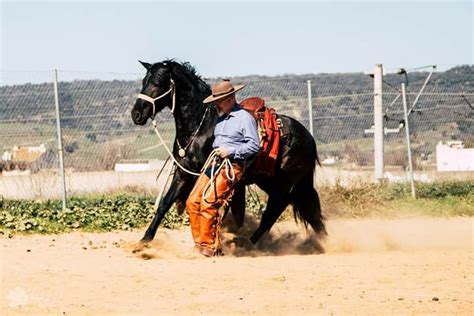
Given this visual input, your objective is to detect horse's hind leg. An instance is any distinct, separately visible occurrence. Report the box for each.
[249,190,291,244]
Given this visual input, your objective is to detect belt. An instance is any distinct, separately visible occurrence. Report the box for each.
[228,158,246,164]
[204,159,244,178]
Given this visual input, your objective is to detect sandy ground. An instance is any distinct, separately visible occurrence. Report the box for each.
[1,217,473,315]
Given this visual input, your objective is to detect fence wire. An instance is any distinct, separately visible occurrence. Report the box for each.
[1,69,472,198]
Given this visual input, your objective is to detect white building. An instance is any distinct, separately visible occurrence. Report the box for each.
[436,141,474,172]
[114,159,166,172]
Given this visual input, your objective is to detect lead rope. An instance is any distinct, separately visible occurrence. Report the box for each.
[151,125,236,204]
[152,119,201,176]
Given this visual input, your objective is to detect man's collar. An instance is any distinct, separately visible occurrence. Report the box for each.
[227,103,240,117]
[218,103,240,118]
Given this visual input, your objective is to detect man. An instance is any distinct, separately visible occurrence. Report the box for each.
[186,79,260,257]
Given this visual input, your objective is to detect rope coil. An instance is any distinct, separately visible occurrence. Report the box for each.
[201,149,235,203]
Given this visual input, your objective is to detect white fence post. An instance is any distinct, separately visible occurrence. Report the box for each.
[307,80,314,138]
[401,83,416,198]
[53,69,67,209]
[373,64,384,182]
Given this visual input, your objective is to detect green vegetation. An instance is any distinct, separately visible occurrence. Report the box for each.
[320,180,474,218]
[0,195,187,234]
[0,122,57,147]
[1,180,472,235]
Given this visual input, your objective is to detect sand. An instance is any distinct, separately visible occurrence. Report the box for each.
[1,217,473,315]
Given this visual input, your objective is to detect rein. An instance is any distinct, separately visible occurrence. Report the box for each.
[142,80,234,203]
[141,81,237,218]
[175,106,209,158]
[145,81,209,177]
[151,122,234,184]
[152,119,201,176]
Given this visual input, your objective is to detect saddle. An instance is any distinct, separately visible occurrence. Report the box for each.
[224,97,282,228]
[240,97,282,177]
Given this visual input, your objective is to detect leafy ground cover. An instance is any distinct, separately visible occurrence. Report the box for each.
[1,180,472,235]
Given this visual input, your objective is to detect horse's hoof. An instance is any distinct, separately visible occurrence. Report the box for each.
[132,241,150,253]
[140,237,153,244]
[232,236,254,251]
[249,236,259,245]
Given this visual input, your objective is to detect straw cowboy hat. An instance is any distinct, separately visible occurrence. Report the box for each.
[203,79,245,104]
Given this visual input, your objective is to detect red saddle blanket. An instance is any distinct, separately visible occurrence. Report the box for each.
[240,97,280,176]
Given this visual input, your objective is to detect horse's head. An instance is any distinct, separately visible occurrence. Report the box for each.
[131,60,175,125]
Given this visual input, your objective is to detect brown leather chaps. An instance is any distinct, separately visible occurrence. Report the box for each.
[185,162,244,256]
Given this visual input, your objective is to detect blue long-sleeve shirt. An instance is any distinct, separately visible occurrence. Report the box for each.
[213,104,260,160]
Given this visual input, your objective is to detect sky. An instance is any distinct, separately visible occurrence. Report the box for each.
[1,0,472,83]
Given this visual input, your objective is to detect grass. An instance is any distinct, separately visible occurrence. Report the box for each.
[384,195,474,217]
[62,121,176,164]
[0,122,57,147]
[1,120,177,169]
[319,180,474,218]
[0,180,472,236]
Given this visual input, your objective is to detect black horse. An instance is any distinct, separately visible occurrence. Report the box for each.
[131,60,326,245]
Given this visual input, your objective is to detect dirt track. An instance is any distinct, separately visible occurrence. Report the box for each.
[1,217,473,315]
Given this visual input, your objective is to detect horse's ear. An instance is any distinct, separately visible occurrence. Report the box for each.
[139,60,152,70]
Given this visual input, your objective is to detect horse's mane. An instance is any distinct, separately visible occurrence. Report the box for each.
[165,59,210,95]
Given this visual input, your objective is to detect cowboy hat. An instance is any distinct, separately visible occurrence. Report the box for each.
[203,79,245,104]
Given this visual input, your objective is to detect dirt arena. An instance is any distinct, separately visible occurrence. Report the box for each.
[1,217,473,315]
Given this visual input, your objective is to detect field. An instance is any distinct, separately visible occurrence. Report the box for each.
[1,218,472,315]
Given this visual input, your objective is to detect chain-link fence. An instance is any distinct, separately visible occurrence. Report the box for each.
[1,69,473,198]
[313,84,473,170]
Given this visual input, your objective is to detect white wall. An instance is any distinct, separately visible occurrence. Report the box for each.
[114,160,166,172]
[436,143,474,172]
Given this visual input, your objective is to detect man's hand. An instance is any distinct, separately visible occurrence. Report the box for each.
[215,147,229,158]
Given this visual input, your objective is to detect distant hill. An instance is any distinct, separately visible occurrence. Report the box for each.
[1,65,472,170]
[1,65,472,123]
[1,65,472,140]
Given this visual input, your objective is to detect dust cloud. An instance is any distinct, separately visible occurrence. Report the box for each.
[128,216,473,260]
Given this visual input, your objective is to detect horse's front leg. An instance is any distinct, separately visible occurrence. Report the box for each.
[141,176,186,243]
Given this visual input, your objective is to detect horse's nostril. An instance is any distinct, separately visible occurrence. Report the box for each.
[133,111,141,121]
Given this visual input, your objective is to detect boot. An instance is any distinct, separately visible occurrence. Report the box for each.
[199,206,221,256]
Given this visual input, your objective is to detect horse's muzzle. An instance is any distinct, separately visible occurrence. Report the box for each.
[131,110,146,126]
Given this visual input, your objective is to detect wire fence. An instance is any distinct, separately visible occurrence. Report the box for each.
[1,69,473,199]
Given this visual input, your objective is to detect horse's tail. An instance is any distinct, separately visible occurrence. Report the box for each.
[315,142,321,167]
[313,137,322,167]
[290,170,326,236]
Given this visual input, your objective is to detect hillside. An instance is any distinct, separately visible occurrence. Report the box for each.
[0,65,472,170]
[1,65,472,121]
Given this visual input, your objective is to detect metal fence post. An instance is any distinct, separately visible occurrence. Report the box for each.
[401,83,416,198]
[373,64,384,182]
[53,69,67,209]
[307,80,314,138]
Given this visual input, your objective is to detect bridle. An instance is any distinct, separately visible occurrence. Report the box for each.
[136,77,209,176]
[137,78,176,117]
